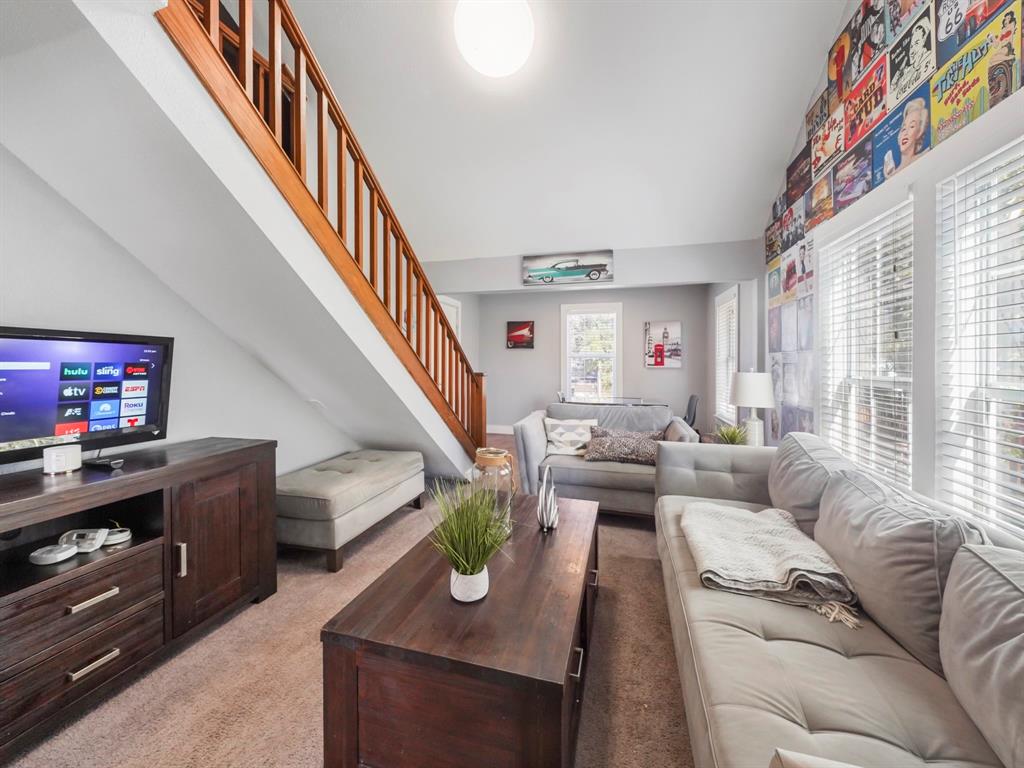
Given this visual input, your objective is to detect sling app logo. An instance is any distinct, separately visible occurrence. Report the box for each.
[124,363,149,379]
[120,381,148,398]
[56,404,88,423]
[55,421,88,436]
[89,419,119,432]
[120,398,147,417]
[93,363,123,381]
[92,383,121,400]
[119,416,142,428]
[58,384,89,401]
[90,400,119,420]
[59,363,91,380]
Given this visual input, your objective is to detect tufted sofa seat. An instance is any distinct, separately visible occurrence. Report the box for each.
[656,501,1002,768]
[276,450,424,571]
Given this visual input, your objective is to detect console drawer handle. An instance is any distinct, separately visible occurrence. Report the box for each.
[66,586,120,615]
[569,646,585,680]
[67,647,120,682]
[176,542,188,578]
[589,569,599,589]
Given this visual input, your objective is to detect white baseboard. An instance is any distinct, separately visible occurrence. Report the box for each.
[487,424,514,435]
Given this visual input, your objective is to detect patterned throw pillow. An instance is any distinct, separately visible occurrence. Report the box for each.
[544,417,599,456]
[584,427,665,466]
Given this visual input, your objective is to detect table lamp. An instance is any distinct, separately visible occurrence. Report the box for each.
[730,370,776,447]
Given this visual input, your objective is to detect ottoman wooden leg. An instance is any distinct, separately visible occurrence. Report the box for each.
[326,547,344,573]
[411,492,425,509]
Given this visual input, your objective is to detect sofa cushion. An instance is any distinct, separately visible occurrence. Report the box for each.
[815,471,986,676]
[940,544,1024,768]
[655,442,774,507]
[656,499,1002,768]
[546,402,672,432]
[768,433,856,533]
[543,417,598,456]
[584,427,663,466]
[540,453,654,492]
[276,450,424,521]
[657,494,768,517]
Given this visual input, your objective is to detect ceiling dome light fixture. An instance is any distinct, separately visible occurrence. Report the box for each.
[454,0,534,78]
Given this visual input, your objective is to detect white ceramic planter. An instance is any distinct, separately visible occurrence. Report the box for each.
[450,566,489,602]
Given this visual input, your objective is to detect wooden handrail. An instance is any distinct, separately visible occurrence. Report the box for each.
[161,0,485,457]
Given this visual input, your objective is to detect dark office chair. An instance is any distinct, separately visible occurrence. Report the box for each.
[683,395,699,428]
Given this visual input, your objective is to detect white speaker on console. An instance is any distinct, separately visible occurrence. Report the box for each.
[42,444,82,475]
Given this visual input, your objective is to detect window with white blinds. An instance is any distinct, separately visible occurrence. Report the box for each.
[937,136,1024,534]
[561,303,622,402]
[819,200,914,488]
[715,287,739,424]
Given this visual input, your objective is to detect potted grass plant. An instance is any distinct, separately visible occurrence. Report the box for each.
[715,424,748,445]
[429,481,511,602]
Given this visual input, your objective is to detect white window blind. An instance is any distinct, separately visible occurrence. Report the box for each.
[562,304,622,402]
[937,136,1024,534]
[819,200,914,488]
[715,288,738,424]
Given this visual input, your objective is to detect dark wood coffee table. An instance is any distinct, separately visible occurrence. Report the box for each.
[322,495,599,768]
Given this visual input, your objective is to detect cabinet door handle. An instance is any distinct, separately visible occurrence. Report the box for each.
[67,647,120,682]
[569,646,585,680]
[588,569,599,589]
[66,586,119,615]
[176,542,188,577]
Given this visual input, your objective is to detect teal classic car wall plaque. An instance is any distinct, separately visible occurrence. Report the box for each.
[521,250,614,286]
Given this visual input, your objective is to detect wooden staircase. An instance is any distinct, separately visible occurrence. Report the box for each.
[156,0,486,458]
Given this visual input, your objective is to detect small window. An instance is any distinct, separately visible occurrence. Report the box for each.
[714,287,739,424]
[561,303,622,403]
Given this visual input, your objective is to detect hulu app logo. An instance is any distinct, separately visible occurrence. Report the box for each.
[59,363,91,381]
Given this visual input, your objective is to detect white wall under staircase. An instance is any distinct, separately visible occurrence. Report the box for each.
[0,0,473,477]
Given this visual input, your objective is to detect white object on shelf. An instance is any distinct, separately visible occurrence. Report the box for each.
[29,543,78,566]
[103,528,132,546]
[42,444,82,475]
[58,528,109,553]
[730,371,776,448]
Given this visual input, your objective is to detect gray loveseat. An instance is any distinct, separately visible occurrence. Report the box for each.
[655,432,1024,768]
[512,402,698,516]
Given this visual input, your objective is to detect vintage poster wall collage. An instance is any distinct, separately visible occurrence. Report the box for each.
[764,0,1022,444]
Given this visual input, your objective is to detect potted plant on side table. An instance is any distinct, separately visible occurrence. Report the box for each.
[430,482,511,603]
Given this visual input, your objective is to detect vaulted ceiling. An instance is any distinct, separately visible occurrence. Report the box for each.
[289,1,846,261]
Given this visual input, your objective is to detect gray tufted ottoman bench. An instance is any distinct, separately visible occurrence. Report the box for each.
[275,449,425,571]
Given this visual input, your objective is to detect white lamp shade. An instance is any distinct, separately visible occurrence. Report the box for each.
[730,371,776,409]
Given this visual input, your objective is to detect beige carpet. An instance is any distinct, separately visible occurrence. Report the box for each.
[9,507,692,768]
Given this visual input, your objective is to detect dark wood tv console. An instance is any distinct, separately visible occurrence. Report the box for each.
[0,437,277,760]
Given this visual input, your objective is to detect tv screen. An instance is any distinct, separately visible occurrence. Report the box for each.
[0,327,174,463]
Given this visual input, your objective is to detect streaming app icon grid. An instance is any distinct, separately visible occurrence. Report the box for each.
[71,360,151,436]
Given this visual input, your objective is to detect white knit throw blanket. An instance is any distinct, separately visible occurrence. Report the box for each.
[680,503,861,628]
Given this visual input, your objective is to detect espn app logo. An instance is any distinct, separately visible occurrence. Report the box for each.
[56,404,88,423]
[120,398,147,417]
[124,363,149,379]
[119,416,142,429]
[58,383,90,401]
[120,381,148,398]
[55,421,88,436]
[92,383,121,400]
[90,400,119,420]
[93,363,123,381]
[89,419,119,432]
[59,363,91,380]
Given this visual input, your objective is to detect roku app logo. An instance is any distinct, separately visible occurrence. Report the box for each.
[93,363,123,381]
[120,398,147,416]
[59,363,91,380]
[58,384,89,401]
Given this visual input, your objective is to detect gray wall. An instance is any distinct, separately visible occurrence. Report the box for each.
[0,147,357,475]
[476,286,709,427]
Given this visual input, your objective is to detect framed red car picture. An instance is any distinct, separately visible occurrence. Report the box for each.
[507,321,534,349]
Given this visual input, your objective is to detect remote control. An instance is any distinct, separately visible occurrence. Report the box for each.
[84,457,125,470]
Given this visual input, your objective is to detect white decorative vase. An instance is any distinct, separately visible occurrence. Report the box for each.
[450,566,489,602]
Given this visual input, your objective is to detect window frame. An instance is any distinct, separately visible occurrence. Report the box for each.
[560,302,623,403]
[714,286,739,425]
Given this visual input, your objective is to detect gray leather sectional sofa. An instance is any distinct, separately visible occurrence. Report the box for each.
[655,433,1023,768]
[512,402,698,516]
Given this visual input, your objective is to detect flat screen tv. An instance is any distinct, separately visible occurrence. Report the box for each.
[0,327,174,463]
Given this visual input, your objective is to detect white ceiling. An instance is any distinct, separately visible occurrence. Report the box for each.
[288,1,846,262]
